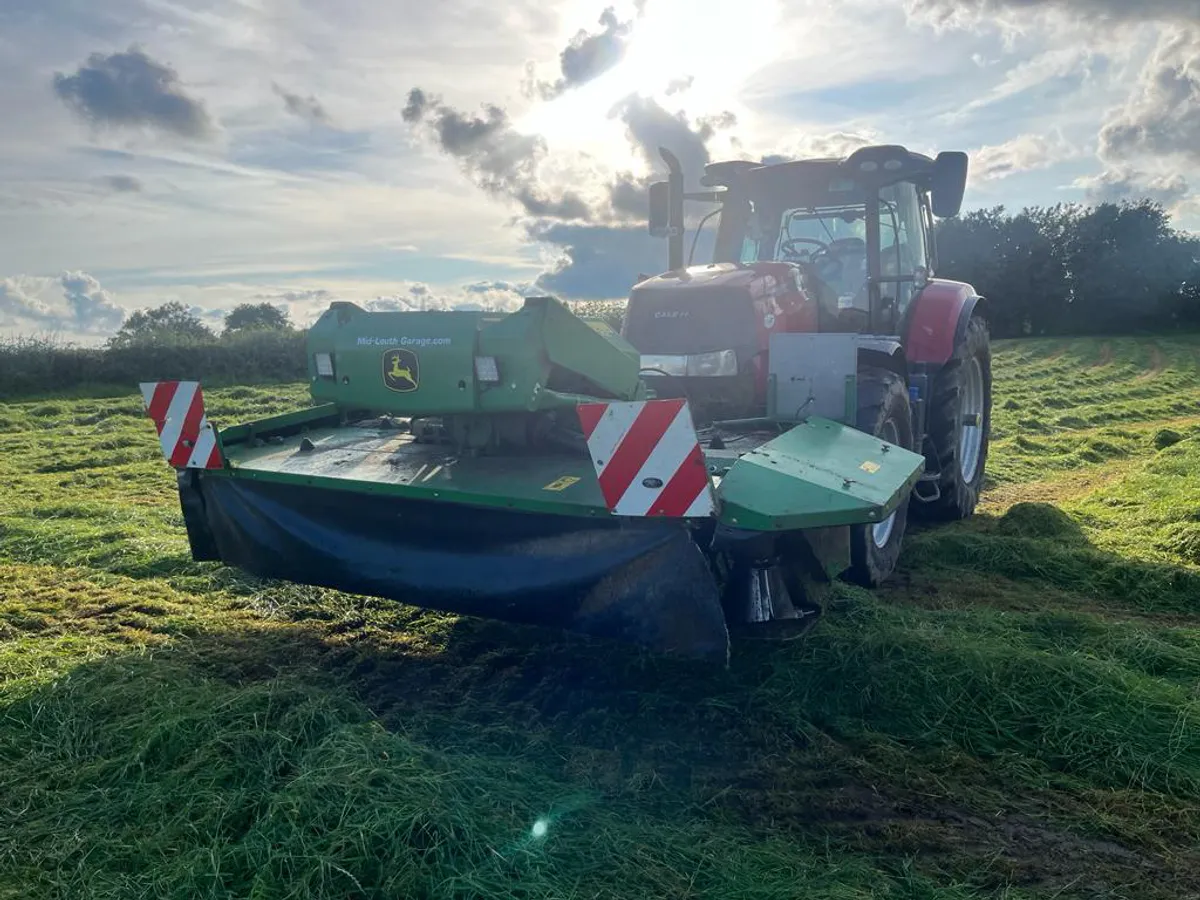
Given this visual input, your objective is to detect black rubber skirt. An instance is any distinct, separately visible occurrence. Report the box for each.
[179,471,729,661]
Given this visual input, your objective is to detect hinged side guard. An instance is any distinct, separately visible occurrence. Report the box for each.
[139,381,224,470]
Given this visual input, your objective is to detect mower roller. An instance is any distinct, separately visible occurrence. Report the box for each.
[141,143,992,664]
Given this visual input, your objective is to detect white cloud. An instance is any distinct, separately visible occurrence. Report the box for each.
[1099,26,1200,165]
[1073,167,1192,212]
[0,271,125,339]
[972,132,1076,181]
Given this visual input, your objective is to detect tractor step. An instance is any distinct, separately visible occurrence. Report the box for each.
[912,470,942,503]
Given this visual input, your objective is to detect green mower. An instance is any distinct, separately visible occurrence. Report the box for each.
[141,143,992,663]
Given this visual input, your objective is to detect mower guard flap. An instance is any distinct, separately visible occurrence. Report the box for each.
[715,416,925,531]
[181,472,730,661]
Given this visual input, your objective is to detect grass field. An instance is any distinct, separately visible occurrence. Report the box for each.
[1,334,1199,899]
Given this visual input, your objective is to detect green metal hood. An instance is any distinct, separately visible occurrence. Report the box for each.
[711,416,924,531]
[305,297,644,417]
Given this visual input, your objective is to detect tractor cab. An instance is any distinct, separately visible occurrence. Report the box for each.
[632,145,968,335]
[708,147,967,336]
[621,145,970,421]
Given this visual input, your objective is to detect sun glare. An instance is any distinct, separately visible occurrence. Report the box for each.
[517,0,784,157]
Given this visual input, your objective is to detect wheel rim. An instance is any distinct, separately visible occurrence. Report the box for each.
[872,419,900,548]
[959,356,984,484]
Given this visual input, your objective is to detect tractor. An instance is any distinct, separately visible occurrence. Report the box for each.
[627,143,992,590]
[138,143,991,663]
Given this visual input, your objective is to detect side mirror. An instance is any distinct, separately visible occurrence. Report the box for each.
[931,152,968,218]
[648,181,670,236]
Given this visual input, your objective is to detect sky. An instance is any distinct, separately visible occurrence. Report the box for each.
[0,0,1197,343]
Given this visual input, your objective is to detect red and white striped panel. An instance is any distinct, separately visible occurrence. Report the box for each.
[576,398,715,518]
[139,381,223,470]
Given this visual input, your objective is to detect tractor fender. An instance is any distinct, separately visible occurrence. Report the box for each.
[904,279,986,365]
[856,338,907,382]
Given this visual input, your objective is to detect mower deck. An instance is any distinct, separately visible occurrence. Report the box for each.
[220,414,920,531]
[223,423,613,518]
[185,423,735,661]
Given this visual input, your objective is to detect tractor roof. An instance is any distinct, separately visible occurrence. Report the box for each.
[700,146,939,210]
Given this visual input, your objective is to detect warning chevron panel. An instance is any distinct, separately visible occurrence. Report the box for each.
[577,398,715,518]
[139,380,224,470]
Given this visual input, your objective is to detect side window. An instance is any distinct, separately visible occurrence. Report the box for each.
[894,182,928,274]
[878,189,899,269]
[921,190,937,274]
[881,182,928,317]
[740,235,760,263]
[739,201,765,263]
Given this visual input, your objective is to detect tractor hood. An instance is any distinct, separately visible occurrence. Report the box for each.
[622,262,801,356]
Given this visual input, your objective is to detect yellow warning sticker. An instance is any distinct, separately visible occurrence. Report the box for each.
[859,461,881,474]
[543,475,581,492]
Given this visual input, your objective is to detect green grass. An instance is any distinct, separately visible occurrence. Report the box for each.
[1,336,1199,898]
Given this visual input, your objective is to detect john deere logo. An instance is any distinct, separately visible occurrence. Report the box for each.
[382,348,419,392]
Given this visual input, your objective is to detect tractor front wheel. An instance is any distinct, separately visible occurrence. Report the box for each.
[846,366,913,588]
[917,314,992,521]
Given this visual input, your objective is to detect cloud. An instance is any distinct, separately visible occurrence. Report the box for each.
[525,6,639,100]
[0,272,125,335]
[402,87,592,220]
[243,282,531,323]
[0,278,58,326]
[530,221,712,299]
[606,95,735,218]
[905,0,1198,28]
[255,288,335,305]
[366,280,530,312]
[1099,27,1200,164]
[973,133,1071,181]
[616,95,729,182]
[402,87,731,297]
[1074,167,1192,210]
[757,131,877,166]
[664,76,694,96]
[272,82,331,126]
[59,271,126,332]
[903,1,1199,170]
[101,174,143,192]
[458,279,533,310]
[947,46,1105,121]
[465,279,522,294]
[52,46,214,140]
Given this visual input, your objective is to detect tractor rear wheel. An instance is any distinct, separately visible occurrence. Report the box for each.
[917,314,992,520]
[846,366,913,588]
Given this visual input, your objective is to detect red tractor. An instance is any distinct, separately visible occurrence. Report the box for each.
[622,144,992,587]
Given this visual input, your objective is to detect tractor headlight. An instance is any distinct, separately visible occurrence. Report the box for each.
[686,349,738,377]
[314,352,334,378]
[640,354,689,377]
[640,350,738,378]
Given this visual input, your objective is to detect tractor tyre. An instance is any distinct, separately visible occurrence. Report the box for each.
[846,366,914,588]
[916,314,992,521]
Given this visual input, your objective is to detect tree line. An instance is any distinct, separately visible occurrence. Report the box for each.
[2,200,1197,398]
[933,199,1200,338]
[106,300,294,346]
[0,303,307,398]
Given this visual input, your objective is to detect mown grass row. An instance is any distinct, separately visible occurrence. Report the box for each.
[1,335,1199,898]
[985,337,1200,484]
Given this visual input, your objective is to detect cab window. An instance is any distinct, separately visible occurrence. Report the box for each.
[880,181,928,315]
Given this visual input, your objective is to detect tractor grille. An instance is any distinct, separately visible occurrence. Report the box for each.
[622,288,758,356]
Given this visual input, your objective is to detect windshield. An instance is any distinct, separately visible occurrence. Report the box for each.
[738,199,901,316]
